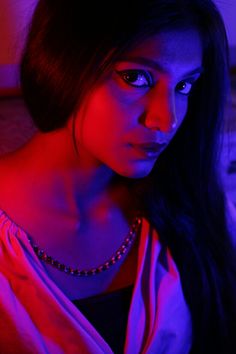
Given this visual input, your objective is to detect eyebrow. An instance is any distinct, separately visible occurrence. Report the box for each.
[118,56,204,76]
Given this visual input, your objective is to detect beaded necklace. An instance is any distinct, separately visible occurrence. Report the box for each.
[28,216,142,277]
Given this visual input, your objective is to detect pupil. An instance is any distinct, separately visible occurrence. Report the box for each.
[179,82,186,89]
[127,72,138,82]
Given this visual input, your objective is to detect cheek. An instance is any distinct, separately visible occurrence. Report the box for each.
[81,85,138,142]
[77,86,131,153]
[175,96,189,126]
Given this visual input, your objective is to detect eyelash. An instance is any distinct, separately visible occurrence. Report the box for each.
[115,69,154,88]
[175,81,194,96]
[116,69,196,95]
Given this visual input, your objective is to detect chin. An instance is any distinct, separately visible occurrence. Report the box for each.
[115,162,155,179]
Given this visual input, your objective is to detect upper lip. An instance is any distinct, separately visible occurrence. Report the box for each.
[131,142,167,152]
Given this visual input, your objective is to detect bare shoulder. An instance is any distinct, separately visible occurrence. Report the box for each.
[0,154,12,187]
[0,152,18,182]
[0,152,24,211]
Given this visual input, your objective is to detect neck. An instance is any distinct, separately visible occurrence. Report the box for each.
[0,127,139,275]
[9,128,134,223]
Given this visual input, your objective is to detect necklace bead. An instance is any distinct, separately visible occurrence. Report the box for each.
[28,216,142,276]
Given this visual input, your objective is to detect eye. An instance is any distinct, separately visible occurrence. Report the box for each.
[175,80,193,95]
[115,69,154,88]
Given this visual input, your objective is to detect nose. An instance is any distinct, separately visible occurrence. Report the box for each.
[142,80,177,134]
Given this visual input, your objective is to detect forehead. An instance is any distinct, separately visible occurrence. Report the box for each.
[121,29,203,75]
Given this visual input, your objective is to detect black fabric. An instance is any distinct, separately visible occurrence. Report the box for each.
[72,285,134,354]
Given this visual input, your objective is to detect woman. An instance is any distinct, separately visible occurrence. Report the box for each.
[0,0,235,353]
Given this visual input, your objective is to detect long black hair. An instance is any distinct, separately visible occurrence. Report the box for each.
[20,0,236,352]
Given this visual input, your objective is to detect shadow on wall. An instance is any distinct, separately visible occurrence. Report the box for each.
[0,0,37,91]
[0,97,37,156]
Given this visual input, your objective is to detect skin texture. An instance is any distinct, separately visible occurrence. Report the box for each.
[0,29,203,299]
[74,29,203,178]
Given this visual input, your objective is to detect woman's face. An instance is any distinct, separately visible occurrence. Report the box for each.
[74,29,203,178]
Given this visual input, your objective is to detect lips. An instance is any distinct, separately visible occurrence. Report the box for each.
[131,142,167,158]
[132,142,166,152]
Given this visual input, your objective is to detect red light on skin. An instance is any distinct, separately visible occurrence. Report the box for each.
[74,29,202,179]
[130,142,167,159]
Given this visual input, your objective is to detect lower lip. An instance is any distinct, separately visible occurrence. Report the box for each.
[131,145,162,159]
